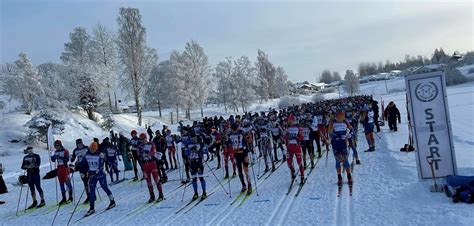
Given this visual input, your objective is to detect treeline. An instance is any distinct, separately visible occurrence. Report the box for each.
[0,7,291,126]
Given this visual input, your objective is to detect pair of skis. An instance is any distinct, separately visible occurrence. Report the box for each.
[174,192,214,214]
[74,202,116,223]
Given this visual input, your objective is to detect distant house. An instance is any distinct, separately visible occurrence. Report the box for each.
[457,64,474,79]
[292,81,328,94]
[411,64,444,75]
[389,70,402,77]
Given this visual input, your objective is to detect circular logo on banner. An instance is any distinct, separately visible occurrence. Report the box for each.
[415,82,438,102]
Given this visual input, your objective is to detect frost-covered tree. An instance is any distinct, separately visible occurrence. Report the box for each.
[332,71,342,81]
[319,70,333,84]
[61,27,90,65]
[255,49,276,101]
[25,110,65,144]
[0,53,43,114]
[145,60,178,116]
[117,7,158,126]
[89,23,118,112]
[37,62,72,109]
[232,56,256,112]
[182,41,211,118]
[213,57,233,112]
[274,66,291,98]
[343,70,360,96]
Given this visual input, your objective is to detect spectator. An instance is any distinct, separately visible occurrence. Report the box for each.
[384,101,401,131]
[371,98,381,133]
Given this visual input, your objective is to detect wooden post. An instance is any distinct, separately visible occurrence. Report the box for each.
[171,112,174,125]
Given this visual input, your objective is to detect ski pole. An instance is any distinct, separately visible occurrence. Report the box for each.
[204,161,229,194]
[71,171,75,204]
[67,188,85,226]
[24,173,30,212]
[250,153,259,196]
[96,187,102,202]
[181,182,188,202]
[16,172,25,216]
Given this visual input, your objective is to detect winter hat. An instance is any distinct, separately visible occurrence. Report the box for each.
[76,139,83,145]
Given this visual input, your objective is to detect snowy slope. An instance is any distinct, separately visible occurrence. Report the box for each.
[0,79,473,225]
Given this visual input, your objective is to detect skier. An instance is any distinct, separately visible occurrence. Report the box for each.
[284,118,305,185]
[209,127,222,169]
[117,132,133,171]
[361,104,376,152]
[383,101,401,132]
[301,119,315,168]
[183,132,208,200]
[51,140,73,205]
[222,125,236,179]
[129,130,142,180]
[71,139,91,204]
[147,125,154,141]
[259,126,275,172]
[137,133,164,203]
[102,138,121,182]
[179,127,192,184]
[21,147,45,208]
[78,141,116,216]
[371,98,381,133]
[328,111,353,186]
[310,113,322,158]
[345,111,361,165]
[229,123,252,194]
[153,130,168,183]
[0,163,6,204]
[165,129,177,170]
[270,119,285,163]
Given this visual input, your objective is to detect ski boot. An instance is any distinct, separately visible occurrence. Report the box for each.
[85,209,95,217]
[300,176,305,186]
[247,184,252,195]
[310,160,315,168]
[133,176,139,181]
[201,191,207,200]
[356,160,361,165]
[27,200,38,209]
[217,164,221,169]
[303,161,307,169]
[224,168,229,179]
[107,200,116,210]
[272,164,276,172]
[282,155,287,163]
[58,198,68,206]
[193,192,199,201]
[264,166,269,173]
[37,200,45,208]
[148,192,155,203]
[83,195,90,204]
[68,192,73,203]
[156,192,164,202]
[232,171,237,178]
[240,184,247,193]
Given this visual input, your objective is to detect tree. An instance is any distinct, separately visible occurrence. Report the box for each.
[0,53,43,114]
[255,49,276,101]
[232,56,256,112]
[89,23,118,112]
[182,41,211,118]
[117,7,158,126]
[60,27,90,65]
[274,66,291,97]
[37,62,72,109]
[343,69,359,96]
[319,70,332,83]
[213,57,234,112]
[332,71,342,81]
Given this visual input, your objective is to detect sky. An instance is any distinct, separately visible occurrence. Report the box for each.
[1,0,473,82]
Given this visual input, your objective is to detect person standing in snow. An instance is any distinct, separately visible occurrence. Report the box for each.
[21,147,45,208]
[137,133,164,203]
[361,103,376,152]
[117,132,133,171]
[147,125,154,141]
[102,137,121,182]
[51,140,74,205]
[128,130,142,181]
[78,140,116,216]
[328,111,353,186]
[371,98,381,133]
[284,117,306,185]
[183,132,208,200]
[0,163,6,204]
[71,139,91,204]
[383,101,401,132]
[229,123,253,194]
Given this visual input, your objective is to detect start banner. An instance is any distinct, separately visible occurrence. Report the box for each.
[405,71,457,180]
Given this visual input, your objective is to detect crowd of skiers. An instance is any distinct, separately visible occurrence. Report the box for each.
[5,94,396,217]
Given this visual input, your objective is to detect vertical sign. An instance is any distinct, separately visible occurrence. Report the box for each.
[405,71,457,179]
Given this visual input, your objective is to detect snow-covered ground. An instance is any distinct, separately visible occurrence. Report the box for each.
[0,78,473,225]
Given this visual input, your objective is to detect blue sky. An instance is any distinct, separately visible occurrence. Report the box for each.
[1,0,472,82]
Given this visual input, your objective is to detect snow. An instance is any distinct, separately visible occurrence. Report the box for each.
[457,64,474,79]
[1,79,473,225]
